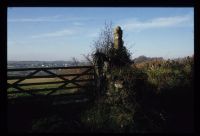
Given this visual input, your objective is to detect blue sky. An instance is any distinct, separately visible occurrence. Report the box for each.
[8,7,194,61]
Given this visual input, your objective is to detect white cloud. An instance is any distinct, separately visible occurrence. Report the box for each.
[73,22,84,26]
[8,15,96,23]
[121,14,193,32]
[8,15,64,22]
[86,32,98,38]
[31,29,76,38]
[8,40,28,45]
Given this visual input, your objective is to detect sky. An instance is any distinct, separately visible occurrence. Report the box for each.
[7,7,194,61]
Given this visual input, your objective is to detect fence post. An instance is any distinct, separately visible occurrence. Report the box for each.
[94,52,108,99]
[94,61,102,99]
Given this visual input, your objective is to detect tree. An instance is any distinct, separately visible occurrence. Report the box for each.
[89,22,132,68]
[92,22,114,57]
[71,57,79,66]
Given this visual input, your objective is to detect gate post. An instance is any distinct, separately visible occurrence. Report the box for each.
[93,52,108,99]
[94,65,99,99]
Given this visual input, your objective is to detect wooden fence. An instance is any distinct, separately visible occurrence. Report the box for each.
[7,66,96,97]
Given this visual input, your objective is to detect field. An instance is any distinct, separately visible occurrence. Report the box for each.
[7,67,95,98]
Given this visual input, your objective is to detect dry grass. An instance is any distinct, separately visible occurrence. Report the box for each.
[8,78,62,84]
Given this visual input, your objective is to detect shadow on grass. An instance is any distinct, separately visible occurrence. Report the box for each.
[136,82,194,133]
[159,85,194,133]
[7,83,194,133]
[7,88,95,133]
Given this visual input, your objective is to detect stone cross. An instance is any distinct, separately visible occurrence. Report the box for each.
[114,26,123,50]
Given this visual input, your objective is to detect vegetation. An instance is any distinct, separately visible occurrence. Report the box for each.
[81,56,194,133]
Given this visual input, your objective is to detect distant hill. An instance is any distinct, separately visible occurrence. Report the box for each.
[7,60,91,69]
[133,55,164,64]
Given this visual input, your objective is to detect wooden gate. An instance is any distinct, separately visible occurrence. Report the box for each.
[7,66,95,97]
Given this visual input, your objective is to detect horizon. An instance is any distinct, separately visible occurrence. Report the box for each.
[8,54,193,62]
[8,7,194,61]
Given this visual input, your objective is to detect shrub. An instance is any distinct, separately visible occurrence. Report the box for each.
[81,66,153,132]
